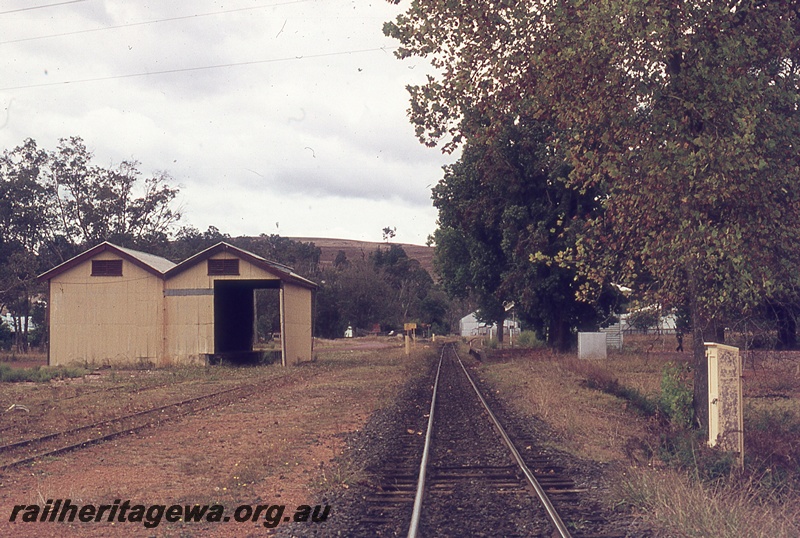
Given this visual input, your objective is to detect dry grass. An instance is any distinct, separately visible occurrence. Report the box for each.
[480,337,800,537]
[477,349,650,463]
[619,467,800,538]
[0,350,47,365]
[607,335,692,398]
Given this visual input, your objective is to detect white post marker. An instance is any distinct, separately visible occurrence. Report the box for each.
[706,342,744,468]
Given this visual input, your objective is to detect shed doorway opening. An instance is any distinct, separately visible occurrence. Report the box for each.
[213,279,282,365]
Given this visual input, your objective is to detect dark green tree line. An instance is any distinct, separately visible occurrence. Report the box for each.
[431,119,617,350]
[314,244,447,339]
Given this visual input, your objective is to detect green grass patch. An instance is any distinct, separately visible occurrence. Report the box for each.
[0,363,87,382]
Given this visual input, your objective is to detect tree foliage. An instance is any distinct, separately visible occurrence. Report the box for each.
[314,244,442,338]
[431,118,616,349]
[46,136,181,257]
[432,153,509,341]
[0,136,183,351]
[386,0,800,428]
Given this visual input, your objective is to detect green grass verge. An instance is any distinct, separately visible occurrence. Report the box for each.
[0,363,87,382]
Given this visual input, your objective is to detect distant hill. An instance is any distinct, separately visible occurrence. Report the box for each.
[291,237,435,276]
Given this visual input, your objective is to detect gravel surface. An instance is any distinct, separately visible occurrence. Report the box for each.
[271,352,435,537]
[418,350,555,537]
[275,345,648,537]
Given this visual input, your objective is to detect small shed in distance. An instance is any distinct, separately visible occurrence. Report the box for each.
[39,242,317,367]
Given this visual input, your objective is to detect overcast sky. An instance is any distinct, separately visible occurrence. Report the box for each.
[0,0,456,245]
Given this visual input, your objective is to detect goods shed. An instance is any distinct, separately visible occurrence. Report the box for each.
[39,241,317,367]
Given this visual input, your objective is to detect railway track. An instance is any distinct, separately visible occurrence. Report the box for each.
[0,373,224,440]
[353,343,621,537]
[0,381,263,470]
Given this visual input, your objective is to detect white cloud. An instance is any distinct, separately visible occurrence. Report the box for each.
[0,0,456,245]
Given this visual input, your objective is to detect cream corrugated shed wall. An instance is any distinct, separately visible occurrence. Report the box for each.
[41,242,316,367]
[48,251,164,366]
[163,252,282,365]
[281,284,313,366]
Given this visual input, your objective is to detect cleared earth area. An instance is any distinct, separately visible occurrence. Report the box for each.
[0,338,421,537]
[0,335,798,537]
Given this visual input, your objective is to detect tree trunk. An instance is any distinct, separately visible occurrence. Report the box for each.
[495,315,505,344]
[777,305,797,349]
[714,323,725,344]
[691,323,707,431]
[23,314,29,352]
[682,192,709,432]
[685,244,708,432]
[548,317,572,352]
[13,316,21,353]
[690,293,709,433]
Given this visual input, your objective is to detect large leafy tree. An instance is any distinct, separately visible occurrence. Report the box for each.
[372,244,434,325]
[47,136,181,258]
[0,140,52,351]
[322,254,394,335]
[432,119,613,350]
[313,244,445,338]
[0,137,183,351]
[432,169,510,342]
[386,1,800,428]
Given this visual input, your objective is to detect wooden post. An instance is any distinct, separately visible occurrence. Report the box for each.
[404,322,417,355]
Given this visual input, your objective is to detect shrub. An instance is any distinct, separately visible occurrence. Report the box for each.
[516,330,546,349]
[0,364,86,382]
[659,362,694,430]
[658,429,738,481]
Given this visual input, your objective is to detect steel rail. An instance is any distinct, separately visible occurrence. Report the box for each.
[0,382,166,436]
[451,345,573,538]
[0,384,244,453]
[406,345,445,538]
[0,396,246,470]
[0,382,260,470]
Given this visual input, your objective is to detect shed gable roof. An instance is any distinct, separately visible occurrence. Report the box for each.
[38,242,177,282]
[164,242,317,289]
[38,241,317,290]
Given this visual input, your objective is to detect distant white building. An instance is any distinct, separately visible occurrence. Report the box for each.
[0,312,35,333]
[459,312,520,339]
[620,308,678,334]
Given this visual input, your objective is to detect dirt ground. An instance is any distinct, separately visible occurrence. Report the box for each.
[0,338,426,537]
[2,335,796,537]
